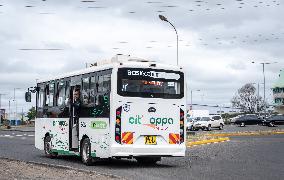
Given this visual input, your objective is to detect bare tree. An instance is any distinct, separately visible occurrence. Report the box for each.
[231,83,264,113]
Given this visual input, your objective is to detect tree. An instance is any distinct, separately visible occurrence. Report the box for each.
[231,83,264,114]
[26,106,36,120]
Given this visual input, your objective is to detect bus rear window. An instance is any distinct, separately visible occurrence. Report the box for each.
[117,68,184,99]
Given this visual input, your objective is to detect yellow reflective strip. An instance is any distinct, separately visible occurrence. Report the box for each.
[122,132,131,142]
[169,138,174,144]
[171,133,178,141]
[127,138,133,144]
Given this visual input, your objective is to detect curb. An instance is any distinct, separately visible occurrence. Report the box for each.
[187,137,230,147]
[0,157,121,179]
[0,129,35,132]
[207,131,284,137]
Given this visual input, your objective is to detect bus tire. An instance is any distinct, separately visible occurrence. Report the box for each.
[81,138,93,166]
[135,157,161,165]
[44,136,57,158]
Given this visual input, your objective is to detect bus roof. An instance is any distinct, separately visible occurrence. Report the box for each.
[37,55,184,84]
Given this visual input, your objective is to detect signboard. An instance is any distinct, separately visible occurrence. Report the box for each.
[127,70,180,80]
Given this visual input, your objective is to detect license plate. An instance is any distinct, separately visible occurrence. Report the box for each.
[145,136,157,145]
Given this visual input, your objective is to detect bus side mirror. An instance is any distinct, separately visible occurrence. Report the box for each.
[25,92,31,102]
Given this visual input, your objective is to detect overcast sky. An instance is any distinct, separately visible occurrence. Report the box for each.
[0,0,283,114]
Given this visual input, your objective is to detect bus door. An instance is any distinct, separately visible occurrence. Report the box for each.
[69,76,81,151]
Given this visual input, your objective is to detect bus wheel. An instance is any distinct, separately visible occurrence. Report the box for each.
[81,138,93,166]
[135,157,161,165]
[44,136,57,158]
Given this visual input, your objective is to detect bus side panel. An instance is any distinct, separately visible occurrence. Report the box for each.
[35,118,45,150]
[35,118,69,152]
[79,118,110,158]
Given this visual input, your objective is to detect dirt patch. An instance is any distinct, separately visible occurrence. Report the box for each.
[0,158,119,180]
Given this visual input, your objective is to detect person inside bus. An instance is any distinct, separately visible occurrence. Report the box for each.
[72,87,81,124]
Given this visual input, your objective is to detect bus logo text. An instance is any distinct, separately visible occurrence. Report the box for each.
[129,115,173,126]
[129,115,143,124]
[53,121,68,127]
[150,117,173,126]
[90,121,107,129]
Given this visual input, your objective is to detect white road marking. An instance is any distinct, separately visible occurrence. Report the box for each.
[0,134,35,138]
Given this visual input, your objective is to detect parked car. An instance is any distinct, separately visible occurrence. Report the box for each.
[210,115,224,129]
[186,117,195,131]
[234,114,262,127]
[192,116,224,131]
[230,115,243,123]
[262,115,284,127]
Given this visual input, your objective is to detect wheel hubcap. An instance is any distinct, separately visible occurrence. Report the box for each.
[45,139,52,154]
[83,143,89,161]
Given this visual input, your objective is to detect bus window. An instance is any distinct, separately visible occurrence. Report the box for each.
[44,84,49,107]
[82,77,90,106]
[36,84,44,118]
[37,84,44,108]
[65,80,70,105]
[93,73,111,118]
[56,80,65,106]
[90,76,96,104]
[97,74,111,93]
[49,82,55,106]
[117,68,184,99]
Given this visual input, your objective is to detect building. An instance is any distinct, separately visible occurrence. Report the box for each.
[272,70,284,114]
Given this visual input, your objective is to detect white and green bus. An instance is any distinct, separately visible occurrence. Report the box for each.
[28,55,186,165]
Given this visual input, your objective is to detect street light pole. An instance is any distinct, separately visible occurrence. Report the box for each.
[159,15,179,65]
[13,88,20,120]
[8,99,11,120]
[190,90,201,110]
[262,63,266,114]
[252,61,277,115]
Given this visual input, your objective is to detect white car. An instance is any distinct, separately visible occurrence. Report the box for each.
[193,116,224,131]
[186,117,195,131]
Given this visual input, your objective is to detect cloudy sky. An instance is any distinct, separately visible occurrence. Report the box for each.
[0,0,283,115]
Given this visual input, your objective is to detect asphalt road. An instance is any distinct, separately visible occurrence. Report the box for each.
[0,130,284,180]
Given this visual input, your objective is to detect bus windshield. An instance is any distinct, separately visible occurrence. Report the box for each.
[117,68,184,99]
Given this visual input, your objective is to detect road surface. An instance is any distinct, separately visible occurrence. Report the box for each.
[0,129,283,180]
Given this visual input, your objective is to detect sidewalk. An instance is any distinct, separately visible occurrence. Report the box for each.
[0,158,115,180]
[0,125,35,132]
